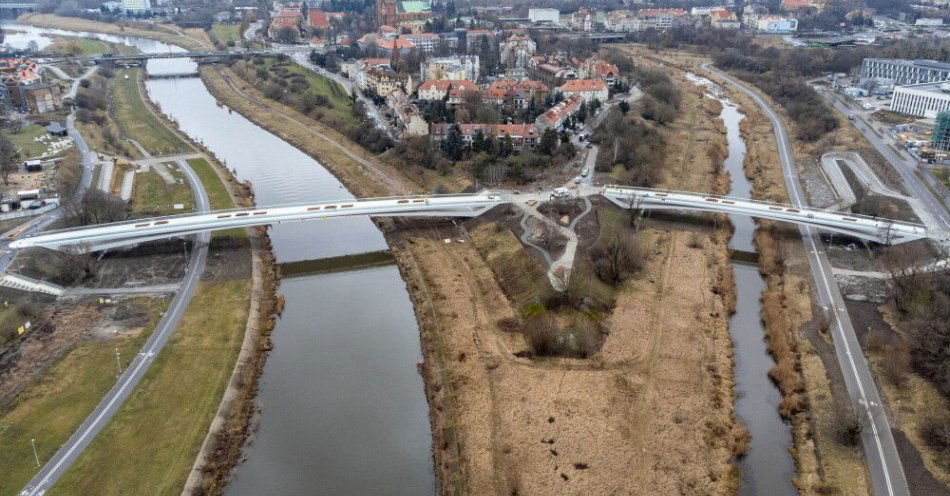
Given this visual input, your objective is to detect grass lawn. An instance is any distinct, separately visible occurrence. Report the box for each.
[43,36,111,56]
[48,280,251,496]
[0,298,168,496]
[2,124,66,160]
[112,69,190,156]
[211,23,241,45]
[131,166,195,217]
[259,57,356,127]
[186,158,246,240]
[186,158,232,210]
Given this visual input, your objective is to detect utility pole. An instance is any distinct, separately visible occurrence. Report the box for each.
[31,438,39,467]
[115,347,121,378]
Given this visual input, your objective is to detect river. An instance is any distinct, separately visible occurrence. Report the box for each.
[5,24,435,495]
[687,73,797,495]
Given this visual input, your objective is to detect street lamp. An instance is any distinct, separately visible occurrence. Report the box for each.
[31,438,40,467]
[115,347,121,378]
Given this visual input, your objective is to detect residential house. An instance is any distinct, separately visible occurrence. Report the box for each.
[634,8,691,31]
[579,57,619,85]
[527,55,580,86]
[346,58,392,89]
[387,90,428,136]
[366,66,414,95]
[307,10,330,30]
[417,79,479,102]
[709,9,740,29]
[559,79,608,102]
[402,32,441,52]
[430,122,540,148]
[375,37,416,56]
[536,94,584,130]
[483,79,549,109]
[500,34,537,69]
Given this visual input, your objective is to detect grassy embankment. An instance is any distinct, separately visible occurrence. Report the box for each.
[714,59,872,495]
[393,52,743,494]
[47,280,249,496]
[209,23,241,47]
[41,36,110,56]
[131,163,194,216]
[3,27,255,495]
[112,68,190,156]
[19,14,210,51]
[621,45,871,495]
[0,298,169,496]
[201,61,466,196]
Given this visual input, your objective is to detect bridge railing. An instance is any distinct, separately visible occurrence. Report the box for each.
[14,193,501,239]
[603,184,928,229]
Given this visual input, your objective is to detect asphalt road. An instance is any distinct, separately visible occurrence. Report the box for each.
[824,91,950,232]
[706,64,910,496]
[18,160,210,496]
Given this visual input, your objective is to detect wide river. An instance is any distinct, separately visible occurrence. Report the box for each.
[5,23,435,495]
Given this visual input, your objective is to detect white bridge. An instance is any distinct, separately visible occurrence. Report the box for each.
[602,185,936,245]
[9,189,943,253]
[10,195,502,252]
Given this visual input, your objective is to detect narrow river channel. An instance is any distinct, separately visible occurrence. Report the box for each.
[688,73,797,495]
[6,24,435,495]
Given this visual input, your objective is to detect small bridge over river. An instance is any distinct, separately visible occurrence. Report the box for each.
[9,189,943,253]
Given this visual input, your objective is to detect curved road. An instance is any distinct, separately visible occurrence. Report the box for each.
[705,64,909,496]
[19,160,210,496]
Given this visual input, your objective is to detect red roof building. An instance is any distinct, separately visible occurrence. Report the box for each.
[430,123,540,148]
[308,10,330,29]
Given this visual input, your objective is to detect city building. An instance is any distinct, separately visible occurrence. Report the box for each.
[387,90,428,136]
[401,32,441,52]
[430,123,540,148]
[861,58,950,85]
[307,10,330,30]
[527,55,580,86]
[571,7,595,31]
[890,81,950,118]
[915,18,943,26]
[0,58,60,114]
[931,111,950,151]
[345,58,392,90]
[417,79,479,102]
[376,0,433,27]
[483,79,549,109]
[634,8,691,31]
[709,10,740,29]
[421,56,479,82]
[120,0,151,13]
[536,94,584,130]
[559,79,608,102]
[500,34,537,70]
[754,15,798,32]
[374,37,416,56]
[528,8,560,24]
[579,57,619,85]
[366,66,414,95]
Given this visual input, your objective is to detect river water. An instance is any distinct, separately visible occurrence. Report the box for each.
[687,73,797,496]
[6,24,435,495]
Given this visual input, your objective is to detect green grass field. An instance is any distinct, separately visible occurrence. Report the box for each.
[260,58,356,126]
[0,298,168,496]
[48,280,251,496]
[131,166,195,217]
[41,36,111,57]
[186,158,246,240]
[2,124,64,160]
[211,23,241,45]
[112,69,190,157]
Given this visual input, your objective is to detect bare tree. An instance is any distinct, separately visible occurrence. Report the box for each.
[62,189,129,227]
[590,232,643,286]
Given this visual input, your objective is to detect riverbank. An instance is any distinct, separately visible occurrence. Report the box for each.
[617,45,873,495]
[19,13,210,50]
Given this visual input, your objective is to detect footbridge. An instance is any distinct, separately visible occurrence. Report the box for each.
[602,185,937,245]
[42,49,283,65]
[10,194,503,252]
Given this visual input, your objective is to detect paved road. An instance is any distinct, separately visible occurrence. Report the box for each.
[290,51,395,138]
[707,64,910,496]
[823,91,950,232]
[18,160,210,496]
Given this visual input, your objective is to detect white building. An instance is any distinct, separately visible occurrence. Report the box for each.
[500,34,536,69]
[915,18,944,26]
[861,58,950,85]
[755,15,798,32]
[121,0,151,12]
[420,55,480,82]
[559,79,608,103]
[891,82,950,118]
[529,8,560,24]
